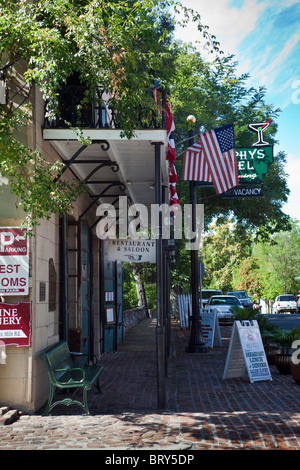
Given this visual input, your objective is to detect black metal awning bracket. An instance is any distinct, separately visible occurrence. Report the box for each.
[78,182,126,220]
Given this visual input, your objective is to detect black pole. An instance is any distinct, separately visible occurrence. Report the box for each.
[186,128,207,353]
[153,141,166,408]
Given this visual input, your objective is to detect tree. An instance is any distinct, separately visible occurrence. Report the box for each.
[171,49,291,239]
[235,256,263,301]
[253,220,300,298]
[1,0,218,230]
[202,219,252,293]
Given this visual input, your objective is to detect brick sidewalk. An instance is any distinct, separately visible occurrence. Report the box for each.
[0,318,300,450]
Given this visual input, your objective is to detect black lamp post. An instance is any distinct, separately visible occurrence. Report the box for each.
[185,115,207,354]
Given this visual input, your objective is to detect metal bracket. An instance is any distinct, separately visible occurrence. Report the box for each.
[53,140,110,182]
[79,183,126,220]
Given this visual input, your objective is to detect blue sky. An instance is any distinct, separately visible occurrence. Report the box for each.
[175,0,300,221]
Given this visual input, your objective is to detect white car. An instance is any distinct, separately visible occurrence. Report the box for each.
[272,295,297,314]
[205,295,243,322]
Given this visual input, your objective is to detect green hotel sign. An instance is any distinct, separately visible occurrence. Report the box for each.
[236,146,273,184]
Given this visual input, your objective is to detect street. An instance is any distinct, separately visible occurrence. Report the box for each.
[265,313,300,331]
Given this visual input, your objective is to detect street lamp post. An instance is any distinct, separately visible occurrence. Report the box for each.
[185,115,207,354]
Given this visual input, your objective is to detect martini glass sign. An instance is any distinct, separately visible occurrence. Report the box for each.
[248,120,272,146]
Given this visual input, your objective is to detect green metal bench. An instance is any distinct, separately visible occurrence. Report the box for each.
[39,340,103,416]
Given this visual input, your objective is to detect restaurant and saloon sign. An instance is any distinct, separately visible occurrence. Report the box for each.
[0,302,32,347]
[108,239,156,263]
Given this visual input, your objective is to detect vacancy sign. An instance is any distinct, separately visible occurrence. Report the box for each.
[0,302,32,347]
[0,227,29,295]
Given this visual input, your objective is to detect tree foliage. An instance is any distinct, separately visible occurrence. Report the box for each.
[253,220,300,298]
[0,0,222,230]
[171,48,291,239]
[202,219,252,293]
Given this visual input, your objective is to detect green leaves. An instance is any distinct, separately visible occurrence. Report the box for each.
[0,109,85,232]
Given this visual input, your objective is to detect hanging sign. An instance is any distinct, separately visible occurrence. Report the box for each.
[223,320,272,383]
[201,309,222,348]
[0,301,32,347]
[223,184,264,199]
[0,227,29,295]
[236,146,273,184]
[108,239,156,263]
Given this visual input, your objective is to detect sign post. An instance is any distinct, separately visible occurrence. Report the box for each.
[223,320,272,383]
[0,228,29,296]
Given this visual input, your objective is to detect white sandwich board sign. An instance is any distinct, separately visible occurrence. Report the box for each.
[201,309,222,348]
[223,320,272,383]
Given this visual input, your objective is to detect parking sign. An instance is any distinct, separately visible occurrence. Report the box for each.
[0,228,29,295]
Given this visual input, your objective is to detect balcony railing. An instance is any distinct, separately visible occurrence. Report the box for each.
[44,85,165,130]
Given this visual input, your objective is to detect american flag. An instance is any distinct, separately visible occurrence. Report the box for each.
[182,124,239,194]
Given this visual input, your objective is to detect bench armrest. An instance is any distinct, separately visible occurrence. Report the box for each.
[70,352,99,365]
[54,367,86,385]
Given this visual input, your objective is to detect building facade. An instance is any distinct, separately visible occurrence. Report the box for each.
[0,64,171,412]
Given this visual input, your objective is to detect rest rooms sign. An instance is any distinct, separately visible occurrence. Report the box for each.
[108,239,156,263]
[0,228,29,295]
[236,146,273,184]
[0,302,32,347]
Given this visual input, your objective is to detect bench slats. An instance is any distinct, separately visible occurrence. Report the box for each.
[39,341,103,415]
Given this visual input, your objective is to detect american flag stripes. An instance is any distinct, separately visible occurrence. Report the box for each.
[182,141,212,183]
[182,124,239,195]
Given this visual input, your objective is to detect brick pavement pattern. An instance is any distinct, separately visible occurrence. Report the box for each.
[1,317,300,450]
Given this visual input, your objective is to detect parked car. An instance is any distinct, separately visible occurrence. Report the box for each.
[205,295,243,322]
[226,290,253,309]
[272,295,297,314]
[200,289,222,308]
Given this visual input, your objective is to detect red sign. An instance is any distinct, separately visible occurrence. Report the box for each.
[0,228,28,256]
[0,228,29,295]
[0,302,32,347]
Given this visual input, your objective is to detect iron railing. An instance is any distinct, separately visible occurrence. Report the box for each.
[44,85,165,130]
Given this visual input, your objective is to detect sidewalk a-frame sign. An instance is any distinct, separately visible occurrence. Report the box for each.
[201,309,222,348]
[223,320,272,383]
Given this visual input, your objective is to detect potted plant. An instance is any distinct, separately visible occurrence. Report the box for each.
[231,309,281,364]
[273,329,300,374]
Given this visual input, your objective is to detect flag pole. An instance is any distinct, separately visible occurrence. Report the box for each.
[185,115,207,354]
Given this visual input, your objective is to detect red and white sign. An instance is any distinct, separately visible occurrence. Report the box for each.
[0,302,32,347]
[0,228,29,295]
